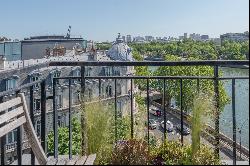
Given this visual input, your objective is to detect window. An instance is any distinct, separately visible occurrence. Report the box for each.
[34,99,41,114]
[58,115,62,127]
[35,120,41,137]
[30,75,39,88]
[58,115,66,127]
[117,84,122,95]
[51,71,61,86]
[105,67,112,76]
[77,91,81,102]
[86,67,91,76]
[6,79,16,90]
[6,109,17,144]
[7,129,17,144]
[117,101,122,117]
[57,95,63,109]
[73,69,81,83]
[106,86,112,97]
[114,67,120,76]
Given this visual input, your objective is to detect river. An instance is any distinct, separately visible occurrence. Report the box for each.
[219,67,249,149]
[148,66,249,149]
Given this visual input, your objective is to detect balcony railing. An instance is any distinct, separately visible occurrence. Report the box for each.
[0,60,249,165]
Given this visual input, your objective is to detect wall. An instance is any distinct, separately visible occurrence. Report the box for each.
[21,40,85,60]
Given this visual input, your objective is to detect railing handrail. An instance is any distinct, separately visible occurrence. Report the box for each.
[49,60,249,67]
[53,76,249,80]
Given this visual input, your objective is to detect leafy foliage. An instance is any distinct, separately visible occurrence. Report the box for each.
[96,43,112,50]
[151,141,221,165]
[47,117,82,155]
[220,40,249,60]
[130,39,248,60]
[153,54,229,112]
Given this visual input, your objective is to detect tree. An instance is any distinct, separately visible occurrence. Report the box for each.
[154,54,229,113]
[220,40,246,60]
[47,117,82,155]
[241,41,249,59]
[132,50,151,90]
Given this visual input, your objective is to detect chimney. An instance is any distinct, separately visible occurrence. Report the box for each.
[0,55,6,70]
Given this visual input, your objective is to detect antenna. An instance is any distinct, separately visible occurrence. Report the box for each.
[66,25,71,38]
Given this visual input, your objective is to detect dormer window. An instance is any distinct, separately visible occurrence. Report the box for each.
[105,67,112,76]
[72,68,81,84]
[50,70,61,86]
[30,75,39,88]
[86,67,92,76]
[114,67,120,76]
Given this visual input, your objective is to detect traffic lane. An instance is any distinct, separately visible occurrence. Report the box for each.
[148,112,231,160]
[149,112,190,142]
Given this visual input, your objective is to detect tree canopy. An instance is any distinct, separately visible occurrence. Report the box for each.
[129,39,249,60]
[131,42,232,113]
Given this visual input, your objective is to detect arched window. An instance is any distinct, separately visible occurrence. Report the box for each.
[117,84,122,95]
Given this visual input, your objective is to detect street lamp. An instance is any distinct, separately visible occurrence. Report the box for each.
[237,118,248,161]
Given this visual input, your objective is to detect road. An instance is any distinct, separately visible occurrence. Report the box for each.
[145,108,232,160]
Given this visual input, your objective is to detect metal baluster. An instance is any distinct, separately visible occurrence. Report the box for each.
[163,79,166,141]
[197,78,200,93]
[53,78,58,158]
[232,79,236,165]
[130,79,134,139]
[41,80,47,153]
[115,79,117,143]
[214,65,220,158]
[29,86,35,165]
[180,79,183,146]
[80,66,87,155]
[0,96,6,165]
[16,90,22,165]
[69,79,72,159]
[99,78,101,99]
[147,79,150,150]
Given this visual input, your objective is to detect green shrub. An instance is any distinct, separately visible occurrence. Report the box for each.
[47,117,82,155]
[110,139,150,165]
[151,141,220,165]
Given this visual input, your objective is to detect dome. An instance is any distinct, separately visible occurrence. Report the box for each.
[107,34,133,61]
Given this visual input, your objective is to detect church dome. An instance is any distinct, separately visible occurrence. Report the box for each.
[107,33,133,61]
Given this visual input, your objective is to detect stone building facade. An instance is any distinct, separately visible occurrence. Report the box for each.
[0,35,136,160]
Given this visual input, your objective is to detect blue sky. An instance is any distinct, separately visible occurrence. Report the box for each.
[0,0,249,41]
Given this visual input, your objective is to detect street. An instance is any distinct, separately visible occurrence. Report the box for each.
[145,107,232,160]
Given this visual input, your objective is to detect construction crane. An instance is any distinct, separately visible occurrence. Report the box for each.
[66,25,71,38]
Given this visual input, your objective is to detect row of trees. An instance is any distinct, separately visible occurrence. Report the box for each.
[129,39,249,60]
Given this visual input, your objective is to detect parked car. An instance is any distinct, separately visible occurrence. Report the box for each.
[145,119,158,130]
[149,107,162,116]
[160,120,174,132]
[176,124,190,135]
